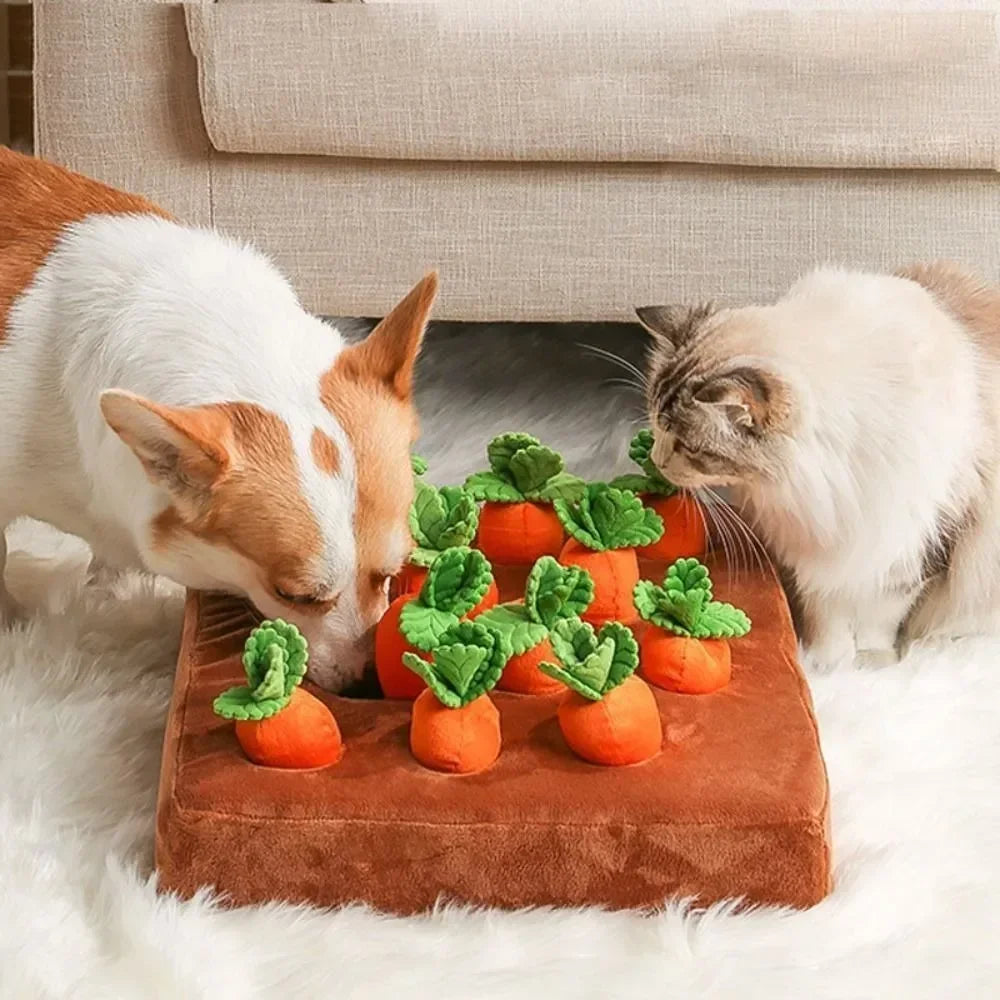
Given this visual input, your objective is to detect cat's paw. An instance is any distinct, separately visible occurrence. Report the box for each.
[800,633,856,674]
[855,647,899,670]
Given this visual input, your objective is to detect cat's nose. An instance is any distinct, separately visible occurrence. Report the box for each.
[651,434,673,470]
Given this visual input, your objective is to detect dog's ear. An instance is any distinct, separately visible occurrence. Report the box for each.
[100,390,235,496]
[337,272,438,399]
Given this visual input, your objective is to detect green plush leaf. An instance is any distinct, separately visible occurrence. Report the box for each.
[409,481,449,548]
[540,618,611,700]
[463,470,524,503]
[213,685,289,721]
[409,483,479,556]
[215,619,308,722]
[633,580,668,625]
[420,546,493,616]
[411,454,428,477]
[691,602,752,639]
[431,642,488,697]
[555,484,663,551]
[487,433,541,476]
[626,429,677,496]
[633,559,751,638]
[528,470,587,503]
[609,473,653,494]
[540,618,639,700]
[240,620,308,696]
[398,602,459,651]
[553,498,602,551]
[538,660,603,701]
[599,621,640,692]
[409,546,442,568]
[253,645,287,702]
[663,557,712,631]
[524,556,594,628]
[476,603,548,655]
[628,429,655,469]
[589,485,664,549]
[548,616,599,669]
[407,621,510,707]
[507,445,563,495]
[401,652,462,709]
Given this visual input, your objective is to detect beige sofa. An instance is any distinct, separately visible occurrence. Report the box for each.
[33,1,1000,322]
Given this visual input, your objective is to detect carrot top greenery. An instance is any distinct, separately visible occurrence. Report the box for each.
[398,546,494,650]
[478,556,594,654]
[539,619,639,701]
[402,620,510,708]
[213,619,309,721]
[408,482,480,567]
[554,483,664,552]
[411,454,428,477]
[634,558,751,638]
[464,433,585,503]
[610,429,677,497]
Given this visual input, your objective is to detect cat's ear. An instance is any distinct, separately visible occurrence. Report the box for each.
[694,367,793,432]
[635,303,715,353]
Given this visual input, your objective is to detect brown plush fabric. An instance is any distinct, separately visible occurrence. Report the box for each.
[156,559,831,913]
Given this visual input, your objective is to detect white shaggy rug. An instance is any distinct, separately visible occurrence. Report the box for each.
[2,519,997,1000]
[2,323,999,999]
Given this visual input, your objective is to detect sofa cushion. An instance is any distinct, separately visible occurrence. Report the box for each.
[185,1,1000,169]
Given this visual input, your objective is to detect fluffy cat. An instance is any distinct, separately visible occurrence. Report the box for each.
[637,263,1000,670]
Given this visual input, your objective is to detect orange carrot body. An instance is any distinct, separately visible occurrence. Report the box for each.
[375,594,429,699]
[556,675,661,766]
[639,631,732,694]
[559,539,640,625]
[476,502,564,565]
[394,564,427,598]
[409,690,501,773]
[637,494,707,563]
[234,687,343,769]
[497,638,563,695]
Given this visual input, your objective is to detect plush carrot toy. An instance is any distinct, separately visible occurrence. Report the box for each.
[539,618,661,766]
[464,433,585,564]
[611,429,707,563]
[633,558,751,694]
[401,620,511,773]
[553,483,663,626]
[213,619,343,769]
[376,546,497,699]
[477,556,595,694]
[395,478,481,597]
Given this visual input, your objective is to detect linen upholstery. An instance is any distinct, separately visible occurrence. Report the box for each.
[32,0,1000,321]
[186,2,1000,168]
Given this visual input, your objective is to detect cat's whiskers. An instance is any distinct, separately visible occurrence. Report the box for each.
[698,487,774,580]
[579,343,649,387]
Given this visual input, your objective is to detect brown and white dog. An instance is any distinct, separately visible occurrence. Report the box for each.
[0,147,432,689]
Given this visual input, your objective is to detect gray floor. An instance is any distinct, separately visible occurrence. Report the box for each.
[338,318,652,485]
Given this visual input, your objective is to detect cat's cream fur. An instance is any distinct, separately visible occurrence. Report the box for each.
[639,263,1000,670]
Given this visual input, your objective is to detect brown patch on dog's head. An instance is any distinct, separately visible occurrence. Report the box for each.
[102,391,333,607]
[321,273,438,617]
[310,428,341,476]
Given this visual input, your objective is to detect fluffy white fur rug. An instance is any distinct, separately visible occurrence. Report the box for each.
[1,518,997,1000]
